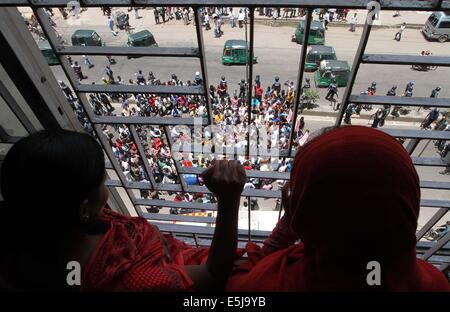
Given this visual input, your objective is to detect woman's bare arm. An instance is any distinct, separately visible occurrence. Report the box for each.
[184,160,246,291]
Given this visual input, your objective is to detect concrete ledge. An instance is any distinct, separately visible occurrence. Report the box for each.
[222,17,424,29]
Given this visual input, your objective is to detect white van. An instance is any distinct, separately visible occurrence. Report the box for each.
[422,11,450,42]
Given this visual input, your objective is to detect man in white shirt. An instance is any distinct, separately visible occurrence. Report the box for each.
[349,13,357,32]
[394,22,406,41]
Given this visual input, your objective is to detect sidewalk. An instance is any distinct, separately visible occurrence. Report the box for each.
[232,9,431,29]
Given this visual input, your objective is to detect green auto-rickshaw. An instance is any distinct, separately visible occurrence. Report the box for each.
[127,30,158,47]
[38,39,59,66]
[71,29,103,46]
[305,45,337,72]
[127,30,158,59]
[222,40,257,65]
[292,20,325,45]
[314,60,350,88]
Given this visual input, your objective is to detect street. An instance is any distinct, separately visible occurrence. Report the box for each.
[49,7,450,107]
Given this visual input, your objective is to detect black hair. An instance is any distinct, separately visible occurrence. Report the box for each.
[0,129,105,290]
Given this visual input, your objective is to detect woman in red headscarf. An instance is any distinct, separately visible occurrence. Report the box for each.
[0,130,247,291]
[227,126,450,291]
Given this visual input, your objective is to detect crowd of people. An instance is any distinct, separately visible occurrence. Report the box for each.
[60,69,316,213]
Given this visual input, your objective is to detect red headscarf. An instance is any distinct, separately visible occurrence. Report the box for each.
[227,126,450,291]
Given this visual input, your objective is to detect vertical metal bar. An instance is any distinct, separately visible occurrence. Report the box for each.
[416,207,448,241]
[95,123,143,217]
[246,7,254,157]
[278,197,283,221]
[0,30,60,131]
[0,79,37,133]
[288,9,312,156]
[405,138,421,155]
[33,9,97,122]
[247,196,252,242]
[164,125,188,192]
[129,125,157,188]
[34,8,142,217]
[194,7,213,126]
[193,233,200,248]
[335,7,374,126]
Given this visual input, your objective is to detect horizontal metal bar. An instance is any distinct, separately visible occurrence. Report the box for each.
[113,179,450,192]
[21,0,445,10]
[349,95,450,109]
[412,157,449,167]
[105,179,123,187]
[421,230,450,261]
[56,46,200,58]
[143,212,216,224]
[93,115,208,126]
[186,185,282,198]
[151,221,272,238]
[362,54,450,66]
[381,129,450,141]
[417,240,450,252]
[179,166,290,180]
[172,144,292,158]
[77,84,204,96]
[420,199,450,209]
[135,198,217,210]
[420,181,450,190]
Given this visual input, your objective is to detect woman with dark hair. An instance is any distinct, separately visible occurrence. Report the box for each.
[227,126,450,291]
[0,130,246,291]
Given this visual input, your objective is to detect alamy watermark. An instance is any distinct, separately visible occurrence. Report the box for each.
[366,260,381,286]
[170,118,282,160]
[366,1,382,26]
[66,1,82,26]
[66,260,81,286]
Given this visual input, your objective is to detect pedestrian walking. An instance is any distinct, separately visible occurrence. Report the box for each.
[107,16,117,36]
[238,9,245,28]
[154,7,160,24]
[183,7,189,25]
[83,54,94,69]
[134,8,141,19]
[161,7,166,23]
[349,13,357,32]
[204,11,211,30]
[72,61,86,81]
[323,11,330,30]
[229,8,236,28]
[105,65,115,83]
[394,22,406,41]
[59,81,75,101]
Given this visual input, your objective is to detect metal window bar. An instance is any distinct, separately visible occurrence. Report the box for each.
[287,9,312,156]
[33,7,144,216]
[335,3,375,126]
[0,79,37,134]
[128,125,157,188]
[1,1,448,270]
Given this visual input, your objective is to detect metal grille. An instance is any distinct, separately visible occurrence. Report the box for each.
[0,0,449,273]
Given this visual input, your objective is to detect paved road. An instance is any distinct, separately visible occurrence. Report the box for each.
[48,7,450,113]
